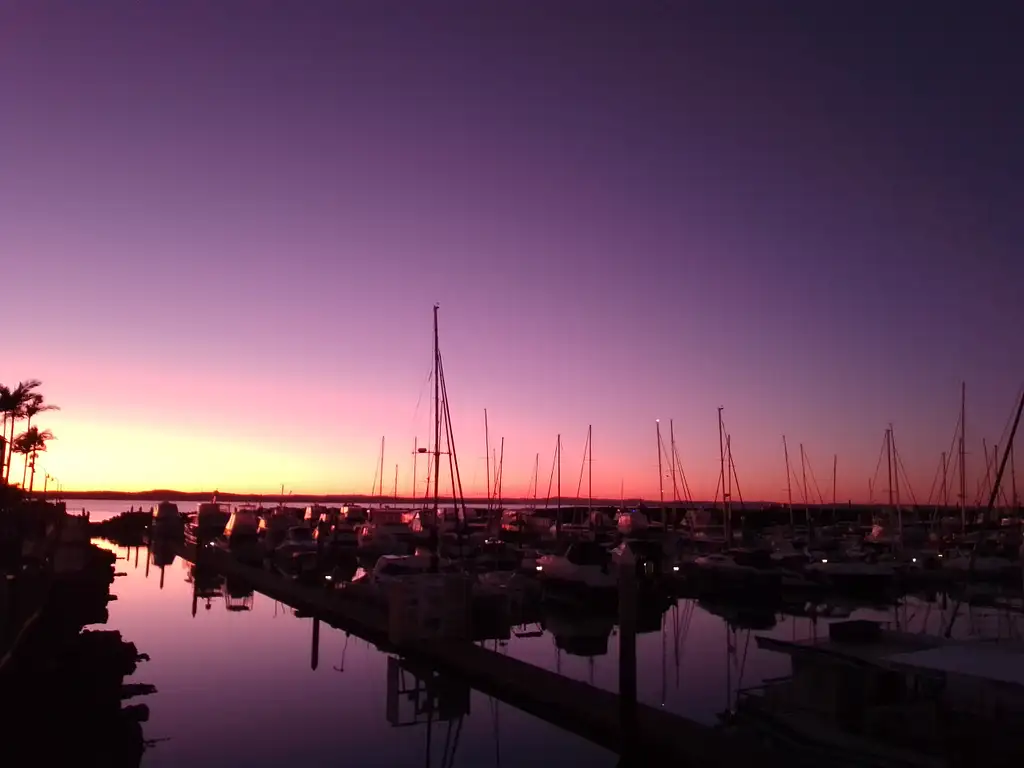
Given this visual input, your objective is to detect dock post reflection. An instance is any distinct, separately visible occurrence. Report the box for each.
[311,617,320,671]
[618,546,638,763]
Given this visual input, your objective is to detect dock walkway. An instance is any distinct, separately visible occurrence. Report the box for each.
[178,543,769,766]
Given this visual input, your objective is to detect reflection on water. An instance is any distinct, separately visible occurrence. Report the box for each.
[99,540,615,767]
[96,539,1024,766]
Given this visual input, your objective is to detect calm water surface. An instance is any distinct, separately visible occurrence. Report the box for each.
[85,500,1021,767]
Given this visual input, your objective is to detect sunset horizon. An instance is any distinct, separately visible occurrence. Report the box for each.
[4,3,1022,506]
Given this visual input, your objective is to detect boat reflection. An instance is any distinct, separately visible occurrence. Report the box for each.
[222,575,254,612]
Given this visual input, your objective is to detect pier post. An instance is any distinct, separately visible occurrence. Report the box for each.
[311,617,320,671]
[617,545,638,762]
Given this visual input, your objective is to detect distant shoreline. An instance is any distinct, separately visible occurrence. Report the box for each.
[46,489,956,510]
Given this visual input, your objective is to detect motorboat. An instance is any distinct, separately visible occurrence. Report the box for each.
[187,501,231,541]
[272,526,319,580]
[259,506,301,553]
[151,501,184,538]
[219,506,262,564]
[357,509,414,557]
[535,541,618,597]
[803,552,898,593]
[688,549,785,593]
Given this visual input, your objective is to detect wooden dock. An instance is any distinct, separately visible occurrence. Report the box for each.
[177,543,768,766]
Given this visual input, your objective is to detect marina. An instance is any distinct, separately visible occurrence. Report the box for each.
[5,3,1024,766]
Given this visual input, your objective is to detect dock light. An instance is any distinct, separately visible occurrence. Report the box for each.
[535,565,543,571]
[325,574,333,581]
[821,558,828,563]
[672,565,680,572]
[912,557,917,563]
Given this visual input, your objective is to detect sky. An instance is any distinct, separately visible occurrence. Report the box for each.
[2,2,1022,501]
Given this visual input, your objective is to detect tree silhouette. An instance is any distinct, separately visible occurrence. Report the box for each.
[14,427,56,494]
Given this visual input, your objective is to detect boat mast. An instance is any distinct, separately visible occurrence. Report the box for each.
[1012,442,1018,510]
[889,424,902,535]
[485,409,491,510]
[587,424,593,518]
[799,442,809,516]
[960,381,967,530]
[431,305,441,570]
[378,436,385,500]
[533,452,539,502]
[656,419,665,506]
[783,436,794,530]
[832,454,837,508]
[941,450,948,508]
[411,437,418,499]
[556,434,561,537]
[393,464,398,501]
[670,419,680,530]
[718,408,729,543]
[496,436,504,512]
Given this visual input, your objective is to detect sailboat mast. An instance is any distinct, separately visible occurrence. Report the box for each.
[556,434,561,537]
[393,464,398,500]
[941,450,948,508]
[669,419,680,530]
[496,436,504,510]
[799,443,808,504]
[587,424,593,515]
[656,420,664,504]
[379,436,385,499]
[718,408,729,543]
[960,381,967,530]
[1011,443,1018,510]
[534,452,539,502]
[485,409,491,509]
[412,438,418,498]
[832,454,837,507]
[431,305,441,569]
[885,427,894,508]
[890,424,902,534]
[669,420,680,501]
[783,436,794,529]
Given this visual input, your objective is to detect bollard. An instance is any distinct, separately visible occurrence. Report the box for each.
[618,544,638,760]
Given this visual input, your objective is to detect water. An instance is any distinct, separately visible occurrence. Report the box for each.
[89,519,1024,765]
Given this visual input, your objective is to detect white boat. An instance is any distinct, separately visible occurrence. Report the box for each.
[357,509,414,556]
[804,554,897,591]
[151,501,183,537]
[189,501,230,540]
[689,551,783,591]
[615,509,651,535]
[535,541,618,595]
[356,553,459,589]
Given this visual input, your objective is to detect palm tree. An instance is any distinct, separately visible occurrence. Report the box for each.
[0,384,12,483]
[21,395,59,487]
[14,427,55,495]
[2,379,42,482]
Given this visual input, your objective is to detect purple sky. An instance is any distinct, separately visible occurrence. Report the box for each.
[3,2,1022,500]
